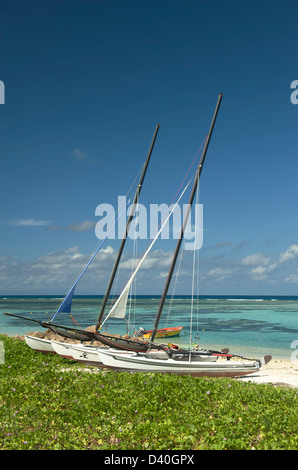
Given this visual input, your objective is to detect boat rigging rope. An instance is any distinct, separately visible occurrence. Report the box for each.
[50,161,145,324]
[100,134,209,331]
[189,174,200,349]
[70,315,84,331]
[149,135,208,329]
[127,232,138,331]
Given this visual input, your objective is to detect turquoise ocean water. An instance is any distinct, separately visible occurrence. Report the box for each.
[1,295,298,360]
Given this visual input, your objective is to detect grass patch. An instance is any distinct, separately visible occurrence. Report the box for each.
[0,334,297,450]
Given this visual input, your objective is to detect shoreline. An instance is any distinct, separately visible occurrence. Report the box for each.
[3,331,298,389]
[236,358,298,388]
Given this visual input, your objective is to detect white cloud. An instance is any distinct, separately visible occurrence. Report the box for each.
[0,245,174,294]
[69,147,87,161]
[279,244,298,263]
[69,148,99,165]
[241,253,271,266]
[250,263,278,280]
[0,246,115,294]
[66,220,96,232]
[240,243,298,283]
[159,271,170,278]
[240,252,279,281]
[10,218,52,226]
[46,220,96,232]
[284,274,298,283]
[119,249,173,271]
[4,238,298,295]
[208,267,233,281]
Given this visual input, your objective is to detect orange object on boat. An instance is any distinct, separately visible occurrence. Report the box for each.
[141,326,183,339]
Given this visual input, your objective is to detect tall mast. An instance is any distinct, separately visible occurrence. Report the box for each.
[150,94,222,343]
[96,124,160,331]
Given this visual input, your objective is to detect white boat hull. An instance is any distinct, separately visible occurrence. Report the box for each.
[97,350,269,378]
[51,341,137,367]
[25,335,56,354]
[51,341,106,367]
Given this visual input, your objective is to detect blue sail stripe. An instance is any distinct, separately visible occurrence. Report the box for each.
[50,200,130,321]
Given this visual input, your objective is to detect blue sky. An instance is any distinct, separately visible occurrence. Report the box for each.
[0,0,298,295]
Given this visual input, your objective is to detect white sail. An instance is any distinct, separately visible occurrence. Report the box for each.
[102,180,191,325]
[107,284,130,319]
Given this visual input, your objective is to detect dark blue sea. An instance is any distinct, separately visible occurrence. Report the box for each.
[1,295,298,360]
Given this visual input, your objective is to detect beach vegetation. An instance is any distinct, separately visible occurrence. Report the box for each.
[0,334,297,450]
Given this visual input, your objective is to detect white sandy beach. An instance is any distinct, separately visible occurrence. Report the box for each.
[236,358,298,388]
[61,358,298,388]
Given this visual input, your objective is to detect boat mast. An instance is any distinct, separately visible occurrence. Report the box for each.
[95,124,160,331]
[150,94,223,344]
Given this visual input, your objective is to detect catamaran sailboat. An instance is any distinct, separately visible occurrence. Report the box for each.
[5,125,182,351]
[94,93,272,377]
[96,348,272,377]
[24,334,56,354]
[6,94,272,377]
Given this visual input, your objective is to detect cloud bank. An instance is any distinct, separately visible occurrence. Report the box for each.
[2,236,298,295]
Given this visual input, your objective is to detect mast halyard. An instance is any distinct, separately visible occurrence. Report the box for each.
[4,125,160,344]
[150,93,223,344]
[95,124,160,332]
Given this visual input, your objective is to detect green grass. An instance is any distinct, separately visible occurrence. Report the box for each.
[0,334,297,450]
